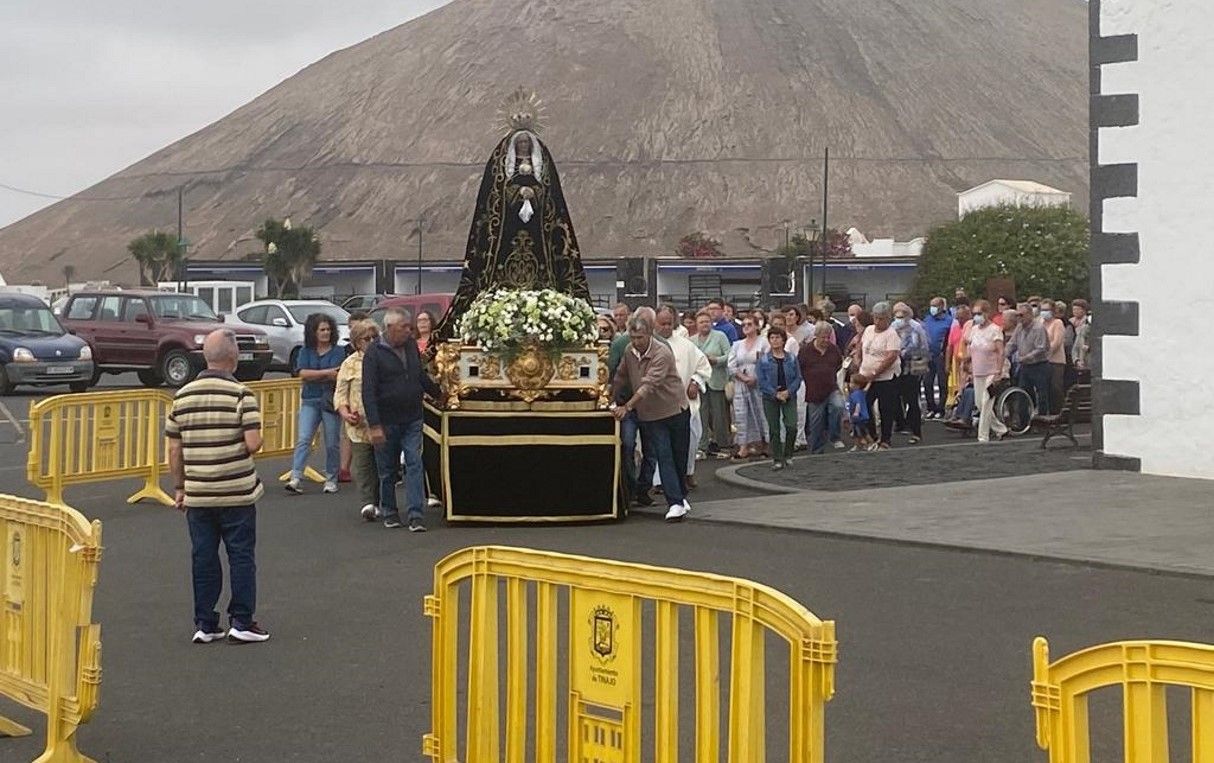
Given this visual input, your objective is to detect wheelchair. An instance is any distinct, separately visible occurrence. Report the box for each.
[948,378,1036,437]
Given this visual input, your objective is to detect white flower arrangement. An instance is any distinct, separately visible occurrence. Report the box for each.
[458,288,598,352]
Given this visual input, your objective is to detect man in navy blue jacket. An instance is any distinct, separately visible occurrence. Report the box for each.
[362,308,442,530]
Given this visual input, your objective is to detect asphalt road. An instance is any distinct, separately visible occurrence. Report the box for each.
[1,381,1208,761]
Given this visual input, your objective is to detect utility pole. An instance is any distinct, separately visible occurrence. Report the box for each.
[176,185,188,292]
[820,147,830,304]
[415,216,424,295]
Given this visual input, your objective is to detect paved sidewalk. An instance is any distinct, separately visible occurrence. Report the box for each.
[652,465,1214,577]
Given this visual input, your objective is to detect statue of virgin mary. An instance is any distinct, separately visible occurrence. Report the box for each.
[435,89,591,341]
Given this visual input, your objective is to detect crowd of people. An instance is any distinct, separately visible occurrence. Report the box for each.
[602,290,1093,517]
[166,292,1093,639]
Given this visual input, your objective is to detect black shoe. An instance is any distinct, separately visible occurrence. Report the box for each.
[383,515,404,529]
[633,491,655,507]
[408,518,427,533]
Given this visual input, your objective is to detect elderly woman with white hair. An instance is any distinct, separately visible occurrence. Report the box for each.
[857,301,903,450]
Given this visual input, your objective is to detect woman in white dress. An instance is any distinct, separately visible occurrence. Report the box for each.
[728,316,770,459]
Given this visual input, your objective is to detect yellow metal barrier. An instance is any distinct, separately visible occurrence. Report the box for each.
[424,545,837,762]
[243,378,325,484]
[27,390,174,507]
[0,494,102,762]
[1032,636,1214,762]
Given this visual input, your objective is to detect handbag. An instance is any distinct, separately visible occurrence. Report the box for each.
[724,380,735,402]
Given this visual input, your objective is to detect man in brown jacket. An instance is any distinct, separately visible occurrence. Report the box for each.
[613,312,692,521]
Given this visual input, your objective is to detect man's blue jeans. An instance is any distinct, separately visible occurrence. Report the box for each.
[291,400,341,481]
[1019,361,1052,417]
[187,505,257,632]
[374,420,424,521]
[923,353,948,414]
[806,391,847,453]
[620,410,639,489]
[639,410,691,508]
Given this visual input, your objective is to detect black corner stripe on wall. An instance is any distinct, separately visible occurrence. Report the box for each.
[1092,93,1139,128]
[1092,34,1139,66]
[1092,452,1142,472]
[1090,0,1142,471]
[1092,301,1139,336]
[1091,233,1140,264]
[1095,379,1141,416]
[1092,163,1137,199]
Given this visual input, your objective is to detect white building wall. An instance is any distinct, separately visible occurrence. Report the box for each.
[1094,1,1214,479]
[957,184,1071,218]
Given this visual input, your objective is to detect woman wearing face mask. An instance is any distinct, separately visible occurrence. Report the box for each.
[1040,297,1066,414]
[965,300,1009,442]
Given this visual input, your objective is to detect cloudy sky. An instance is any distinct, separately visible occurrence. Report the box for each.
[0,0,447,228]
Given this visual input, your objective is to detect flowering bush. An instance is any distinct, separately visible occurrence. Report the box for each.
[458,288,598,351]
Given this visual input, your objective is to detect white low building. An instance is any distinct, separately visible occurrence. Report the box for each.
[957,180,1072,218]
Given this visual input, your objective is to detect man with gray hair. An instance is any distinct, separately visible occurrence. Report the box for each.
[613,312,692,521]
[1006,301,1051,415]
[362,307,441,531]
[166,329,268,643]
[611,306,658,505]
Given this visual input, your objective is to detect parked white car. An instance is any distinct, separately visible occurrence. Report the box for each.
[226,299,350,369]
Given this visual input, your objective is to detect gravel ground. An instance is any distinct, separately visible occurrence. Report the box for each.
[736,427,1092,491]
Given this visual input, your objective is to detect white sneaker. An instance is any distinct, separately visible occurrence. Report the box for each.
[360,503,377,522]
[192,628,227,644]
[426,497,442,508]
[322,480,338,494]
[833,440,846,449]
[665,502,690,522]
[284,478,302,494]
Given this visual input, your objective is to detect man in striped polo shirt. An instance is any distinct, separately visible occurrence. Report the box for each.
[166,329,269,644]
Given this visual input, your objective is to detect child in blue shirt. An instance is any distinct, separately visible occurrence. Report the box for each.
[847,372,872,452]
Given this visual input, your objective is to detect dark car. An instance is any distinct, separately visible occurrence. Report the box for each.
[341,293,397,312]
[0,293,94,394]
[368,293,454,327]
[60,290,273,388]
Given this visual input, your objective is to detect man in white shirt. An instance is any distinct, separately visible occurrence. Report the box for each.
[654,305,711,488]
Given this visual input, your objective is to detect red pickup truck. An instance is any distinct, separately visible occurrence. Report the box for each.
[60,290,273,387]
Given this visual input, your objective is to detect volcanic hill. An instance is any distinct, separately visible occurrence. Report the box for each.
[0,0,1089,283]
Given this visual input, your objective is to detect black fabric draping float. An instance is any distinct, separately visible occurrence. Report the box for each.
[434,132,591,343]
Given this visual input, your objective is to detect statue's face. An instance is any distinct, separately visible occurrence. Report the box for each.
[515,134,532,157]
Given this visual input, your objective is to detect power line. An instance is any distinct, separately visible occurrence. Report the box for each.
[0,152,1086,201]
[0,181,156,202]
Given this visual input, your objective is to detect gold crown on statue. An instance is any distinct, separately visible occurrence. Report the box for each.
[496,87,546,135]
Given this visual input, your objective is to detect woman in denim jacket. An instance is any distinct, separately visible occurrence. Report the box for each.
[756,327,803,470]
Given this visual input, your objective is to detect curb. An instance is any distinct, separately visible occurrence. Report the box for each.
[712,461,804,494]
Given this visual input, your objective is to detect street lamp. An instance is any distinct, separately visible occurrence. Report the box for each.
[804,218,821,302]
[413,217,424,295]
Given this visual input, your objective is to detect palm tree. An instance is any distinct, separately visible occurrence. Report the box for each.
[255,217,321,298]
[127,231,181,285]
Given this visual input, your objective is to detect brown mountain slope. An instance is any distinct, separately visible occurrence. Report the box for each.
[0,0,1088,283]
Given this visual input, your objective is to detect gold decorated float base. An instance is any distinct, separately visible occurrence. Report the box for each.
[422,402,623,523]
[434,339,610,409]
